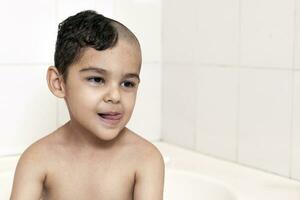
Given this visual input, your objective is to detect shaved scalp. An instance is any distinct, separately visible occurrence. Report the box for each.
[54,10,141,82]
[111,21,140,48]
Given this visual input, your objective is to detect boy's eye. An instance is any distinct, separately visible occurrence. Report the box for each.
[122,81,136,88]
[86,77,105,84]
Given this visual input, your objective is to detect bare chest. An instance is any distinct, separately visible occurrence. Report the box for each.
[42,153,136,200]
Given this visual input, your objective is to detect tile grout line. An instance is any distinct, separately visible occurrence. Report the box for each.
[289,0,297,179]
[160,0,164,142]
[162,61,298,71]
[236,0,242,163]
[194,4,198,151]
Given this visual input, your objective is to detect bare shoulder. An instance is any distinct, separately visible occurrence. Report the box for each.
[125,129,165,169]
[126,129,165,199]
[18,123,68,172]
[17,130,58,171]
[10,131,58,199]
[25,126,62,152]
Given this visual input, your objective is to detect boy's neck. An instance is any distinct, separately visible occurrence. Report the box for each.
[60,120,126,152]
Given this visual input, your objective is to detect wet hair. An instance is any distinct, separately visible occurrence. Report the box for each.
[54,10,140,82]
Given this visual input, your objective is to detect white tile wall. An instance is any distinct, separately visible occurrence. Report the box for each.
[196,66,238,161]
[195,0,239,65]
[0,0,56,64]
[127,63,161,141]
[56,0,115,31]
[95,0,114,18]
[161,64,197,149]
[56,0,96,25]
[238,68,292,176]
[162,0,300,180]
[291,71,300,180]
[295,0,300,69]
[240,0,295,69]
[0,65,57,156]
[114,0,161,63]
[162,0,198,64]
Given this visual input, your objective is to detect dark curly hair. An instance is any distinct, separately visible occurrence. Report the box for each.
[54,10,140,82]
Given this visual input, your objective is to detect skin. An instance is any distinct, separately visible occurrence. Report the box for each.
[57,38,141,150]
[9,38,165,200]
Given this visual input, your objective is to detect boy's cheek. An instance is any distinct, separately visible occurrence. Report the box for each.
[127,95,138,108]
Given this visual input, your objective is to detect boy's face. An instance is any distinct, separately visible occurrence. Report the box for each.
[63,39,141,142]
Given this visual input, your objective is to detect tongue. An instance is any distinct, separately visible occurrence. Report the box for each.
[100,114,121,120]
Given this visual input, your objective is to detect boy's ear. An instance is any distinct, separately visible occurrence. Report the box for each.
[46,66,66,98]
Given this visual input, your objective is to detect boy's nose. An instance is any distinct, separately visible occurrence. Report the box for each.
[103,85,121,104]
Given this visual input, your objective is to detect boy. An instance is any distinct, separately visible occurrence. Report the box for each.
[10,10,165,200]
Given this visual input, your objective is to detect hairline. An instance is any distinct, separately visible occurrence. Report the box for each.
[57,16,142,83]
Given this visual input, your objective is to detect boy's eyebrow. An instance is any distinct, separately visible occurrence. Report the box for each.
[124,73,140,82]
[79,66,107,74]
[79,66,140,82]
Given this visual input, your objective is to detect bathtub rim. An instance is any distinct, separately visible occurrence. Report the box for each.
[153,141,300,200]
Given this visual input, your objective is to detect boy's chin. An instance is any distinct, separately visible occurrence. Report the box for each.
[93,126,126,142]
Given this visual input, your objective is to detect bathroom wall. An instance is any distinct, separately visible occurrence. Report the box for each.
[161,0,300,181]
[0,0,161,156]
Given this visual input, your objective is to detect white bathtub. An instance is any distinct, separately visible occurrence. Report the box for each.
[154,141,300,200]
[1,141,300,200]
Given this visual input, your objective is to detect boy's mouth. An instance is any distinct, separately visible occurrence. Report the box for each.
[98,112,123,126]
[98,112,122,120]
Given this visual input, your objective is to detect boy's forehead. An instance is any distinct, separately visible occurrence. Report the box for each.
[76,40,141,70]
